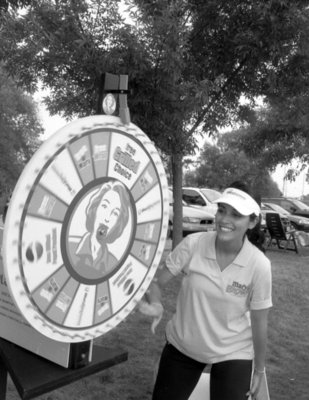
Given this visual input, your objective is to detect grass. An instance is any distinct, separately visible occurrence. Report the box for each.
[5,243,309,400]
[266,250,309,400]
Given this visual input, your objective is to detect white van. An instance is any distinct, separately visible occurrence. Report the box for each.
[168,190,215,237]
[182,187,221,216]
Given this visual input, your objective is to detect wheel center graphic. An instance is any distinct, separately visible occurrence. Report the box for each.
[62,178,136,284]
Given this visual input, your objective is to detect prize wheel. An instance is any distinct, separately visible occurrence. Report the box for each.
[3,115,169,343]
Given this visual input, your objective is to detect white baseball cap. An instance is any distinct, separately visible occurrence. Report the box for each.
[214,187,260,216]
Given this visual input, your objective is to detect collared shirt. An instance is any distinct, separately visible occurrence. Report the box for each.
[69,233,117,279]
[165,231,272,364]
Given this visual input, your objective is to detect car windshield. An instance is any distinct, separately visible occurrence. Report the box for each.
[291,199,309,211]
[169,190,189,206]
[264,203,289,215]
[200,188,221,202]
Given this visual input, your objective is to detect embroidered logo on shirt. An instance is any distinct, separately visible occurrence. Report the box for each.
[226,281,250,297]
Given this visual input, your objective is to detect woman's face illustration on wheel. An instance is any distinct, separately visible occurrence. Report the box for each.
[93,190,121,244]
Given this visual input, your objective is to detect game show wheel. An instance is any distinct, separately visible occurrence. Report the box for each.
[3,115,169,343]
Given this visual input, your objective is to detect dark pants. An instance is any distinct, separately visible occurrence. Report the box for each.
[152,343,252,400]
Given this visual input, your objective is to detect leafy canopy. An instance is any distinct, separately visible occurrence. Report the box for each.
[1,0,309,243]
[184,133,282,197]
[0,65,43,192]
[2,0,309,158]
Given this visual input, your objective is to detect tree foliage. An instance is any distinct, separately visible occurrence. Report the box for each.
[0,0,32,11]
[185,0,309,133]
[1,0,309,243]
[184,137,281,198]
[0,0,199,155]
[0,0,134,118]
[218,1,309,176]
[1,0,308,154]
[236,100,309,177]
[0,65,43,193]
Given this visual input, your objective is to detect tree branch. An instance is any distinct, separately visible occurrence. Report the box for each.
[188,55,249,136]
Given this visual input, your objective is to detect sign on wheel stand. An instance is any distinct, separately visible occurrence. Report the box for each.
[1,114,169,366]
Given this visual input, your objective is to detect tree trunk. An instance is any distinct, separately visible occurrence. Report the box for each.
[171,152,183,249]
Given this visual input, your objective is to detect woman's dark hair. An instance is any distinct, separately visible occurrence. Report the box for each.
[229,181,266,253]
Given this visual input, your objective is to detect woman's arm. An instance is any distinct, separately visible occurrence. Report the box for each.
[247,308,270,398]
[146,262,175,304]
[138,262,175,333]
[139,235,191,332]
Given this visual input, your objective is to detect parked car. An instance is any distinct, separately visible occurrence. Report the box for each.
[260,203,291,231]
[261,197,309,218]
[182,187,221,216]
[168,190,215,237]
[263,202,309,232]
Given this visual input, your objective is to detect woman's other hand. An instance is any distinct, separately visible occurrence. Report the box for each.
[246,369,265,399]
[138,300,164,334]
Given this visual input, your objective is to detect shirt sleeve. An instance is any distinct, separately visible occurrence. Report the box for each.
[250,256,273,310]
[165,234,196,276]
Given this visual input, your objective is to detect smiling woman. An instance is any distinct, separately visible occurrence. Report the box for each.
[141,184,272,400]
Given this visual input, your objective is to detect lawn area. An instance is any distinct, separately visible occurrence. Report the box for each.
[5,243,309,400]
[266,250,309,400]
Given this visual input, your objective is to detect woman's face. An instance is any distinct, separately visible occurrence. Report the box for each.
[94,190,121,244]
[215,203,256,244]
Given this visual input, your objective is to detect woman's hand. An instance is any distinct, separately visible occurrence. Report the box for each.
[138,300,164,334]
[249,308,270,398]
[246,369,264,399]
[138,264,173,334]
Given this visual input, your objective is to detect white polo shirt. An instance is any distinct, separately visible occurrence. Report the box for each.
[165,231,272,364]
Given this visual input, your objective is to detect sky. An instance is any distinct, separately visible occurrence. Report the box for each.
[272,164,309,198]
[35,94,309,199]
[34,90,67,140]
